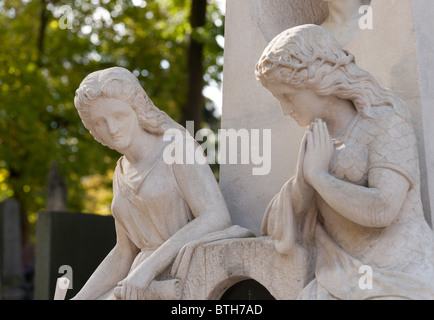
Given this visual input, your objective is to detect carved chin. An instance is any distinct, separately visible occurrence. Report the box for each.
[294,118,308,127]
[107,141,127,153]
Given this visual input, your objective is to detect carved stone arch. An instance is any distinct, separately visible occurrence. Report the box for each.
[207,275,252,300]
[180,237,311,300]
[218,278,275,300]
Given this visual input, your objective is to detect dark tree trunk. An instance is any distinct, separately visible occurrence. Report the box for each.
[37,0,49,65]
[182,0,207,131]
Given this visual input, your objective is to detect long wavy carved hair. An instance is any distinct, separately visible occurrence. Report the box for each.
[255,24,410,121]
[74,67,184,144]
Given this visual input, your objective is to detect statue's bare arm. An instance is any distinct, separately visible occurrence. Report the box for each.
[71,221,139,300]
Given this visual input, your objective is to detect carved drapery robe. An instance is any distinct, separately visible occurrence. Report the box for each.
[99,137,254,299]
[262,106,434,300]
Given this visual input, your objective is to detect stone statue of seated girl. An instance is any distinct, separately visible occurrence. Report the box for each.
[71,67,252,300]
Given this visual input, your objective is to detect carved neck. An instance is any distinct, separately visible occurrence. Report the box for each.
[123,130,161,167]
[321,97,358,139]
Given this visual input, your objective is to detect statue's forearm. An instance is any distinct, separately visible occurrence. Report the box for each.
[138,212,230,278]
[72,245,134,300]
[310,171,400,228]
[291,177,315,215]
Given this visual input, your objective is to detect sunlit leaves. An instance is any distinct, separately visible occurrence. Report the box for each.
[0,0,224,224]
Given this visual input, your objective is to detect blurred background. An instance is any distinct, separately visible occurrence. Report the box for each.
[0,0,226,299]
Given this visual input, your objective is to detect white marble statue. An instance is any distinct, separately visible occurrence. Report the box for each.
[256,24,434,299]
[70,67,240,300]
[320,0,371,48]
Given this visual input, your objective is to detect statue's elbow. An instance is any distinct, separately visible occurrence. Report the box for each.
[372,203,399,228]
[217,210,232,230]
[213,210,232,230]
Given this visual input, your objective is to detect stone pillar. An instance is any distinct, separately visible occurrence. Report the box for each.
[413,1,434,227]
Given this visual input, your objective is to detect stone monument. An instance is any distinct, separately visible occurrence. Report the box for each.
[55,0,434,300]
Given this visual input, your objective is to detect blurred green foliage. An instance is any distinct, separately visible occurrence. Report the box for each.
[0,0,224,233]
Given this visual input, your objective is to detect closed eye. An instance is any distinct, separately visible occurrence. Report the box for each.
[114,112,128,120]
[282,94,292,103]
[95,118,106,127]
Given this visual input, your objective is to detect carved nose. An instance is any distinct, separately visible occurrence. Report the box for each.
[106,119,119,135]
[284,106,294,116]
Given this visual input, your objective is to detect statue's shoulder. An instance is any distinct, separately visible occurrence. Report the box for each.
[366,105,401,125]
[361,106,415,143]
[361,106,419,186]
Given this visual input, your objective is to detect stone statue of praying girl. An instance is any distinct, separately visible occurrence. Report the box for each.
[256,24,434,300]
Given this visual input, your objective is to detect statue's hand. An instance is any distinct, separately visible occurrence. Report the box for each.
[114,269,154,300]
[293,130,314,194]
[303,119,334,187]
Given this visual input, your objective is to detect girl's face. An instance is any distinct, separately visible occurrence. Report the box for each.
[89,98,141,153]
[265,82,328,127]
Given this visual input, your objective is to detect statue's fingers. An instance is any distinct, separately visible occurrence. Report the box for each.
[312,121,320,148]
[323,122,333,151]
[121,285,130,300]
[113,286,122,299]
[316,119,325,147]
[305,131,314,155]
[298,131,309,164]
[321,120,330,147]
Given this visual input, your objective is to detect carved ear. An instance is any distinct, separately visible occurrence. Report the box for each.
[137,113,159,133]
[145,116,160,131]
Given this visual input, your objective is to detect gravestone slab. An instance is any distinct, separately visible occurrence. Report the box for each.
[0,198,23,299]
[34,211,116,300]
